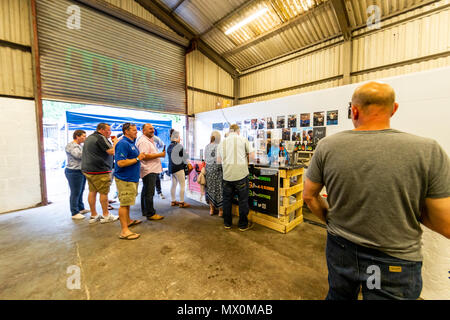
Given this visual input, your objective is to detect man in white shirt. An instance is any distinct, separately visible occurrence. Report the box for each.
[217,124,255,231]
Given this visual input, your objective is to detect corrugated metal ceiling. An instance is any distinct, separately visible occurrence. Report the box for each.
[154,0,440,72]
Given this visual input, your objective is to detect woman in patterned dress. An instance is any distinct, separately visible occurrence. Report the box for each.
[205,131,223,216]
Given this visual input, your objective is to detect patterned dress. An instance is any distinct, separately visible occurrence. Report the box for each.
[205,143,223,208]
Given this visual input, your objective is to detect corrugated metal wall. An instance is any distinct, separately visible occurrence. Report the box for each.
[240,41,344,99]
[351,1,450,82]
[186,50,234,114]
[103,0,175,32]
[0,0,34,98]
[237,0,450,106]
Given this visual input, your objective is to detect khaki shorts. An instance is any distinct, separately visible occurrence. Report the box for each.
[115,177,138,207]
[83,173,112,195]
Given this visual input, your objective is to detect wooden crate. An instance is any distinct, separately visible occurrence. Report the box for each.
[232,167,304,234]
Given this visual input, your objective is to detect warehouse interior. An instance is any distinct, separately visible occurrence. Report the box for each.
[0,0,449,301]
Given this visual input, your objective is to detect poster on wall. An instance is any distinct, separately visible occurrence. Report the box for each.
[277,116,285,128]
[313,112,325,126]
[244,119,251,127]
[327,110,338,125]
[267,117,274,129]
[258,118,266,129]
[212,123,224,131]
[282,128,291,141]
[302,127,314,151]
[251,119,258,130]
[300,113,311,127]
[236,121,242,128]
[313,127,326,147]
[288,114,297,128]
[223,122,230,130]
[291,128,301,141]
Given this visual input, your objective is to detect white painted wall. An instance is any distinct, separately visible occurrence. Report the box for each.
[0,97,41,213]
[194,66,450,299]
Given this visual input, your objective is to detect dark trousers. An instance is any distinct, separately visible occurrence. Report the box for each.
[141,173,157,217]
[64,168,86,216]
[222,176,249,229]
[156,173,162,194]
[325,232,422,300]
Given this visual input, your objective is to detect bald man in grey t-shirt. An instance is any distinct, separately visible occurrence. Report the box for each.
[303,81,450,300]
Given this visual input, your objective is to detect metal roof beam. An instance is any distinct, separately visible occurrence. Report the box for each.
[221,1,328,59]
[136,0,237,76]
[170,0,186,13]
[330,0,351,41]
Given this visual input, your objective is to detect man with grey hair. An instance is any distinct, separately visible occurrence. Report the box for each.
[303,81,450,300]
[217,124,255,231]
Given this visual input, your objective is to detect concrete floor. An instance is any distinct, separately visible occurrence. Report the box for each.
[0,181,329,300]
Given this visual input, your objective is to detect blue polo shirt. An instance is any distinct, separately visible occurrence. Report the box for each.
[114,136,140,182]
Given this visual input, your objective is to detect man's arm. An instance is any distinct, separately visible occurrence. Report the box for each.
[117,153,145,168]
[303,178,328,223]
[420,197,450,238]
[105,137,118,155]
[143,151,165,160]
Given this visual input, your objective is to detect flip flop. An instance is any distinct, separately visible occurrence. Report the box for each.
[128,220,142,227]
[119,233,140,240]
[108,205,114,210]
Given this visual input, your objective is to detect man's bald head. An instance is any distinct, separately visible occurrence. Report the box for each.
[142,123,154,138]
[352,81,396,112]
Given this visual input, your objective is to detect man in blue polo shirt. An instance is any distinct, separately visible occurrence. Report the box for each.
[114,123,145,240]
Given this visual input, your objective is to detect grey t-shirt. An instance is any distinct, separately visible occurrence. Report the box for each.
[306,129,450,261]
[65,141,83,170]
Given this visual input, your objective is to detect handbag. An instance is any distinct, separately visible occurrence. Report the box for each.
[184,162,193,176]
[198,167,206,186]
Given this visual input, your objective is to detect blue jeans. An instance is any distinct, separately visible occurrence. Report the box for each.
[64,168,86,216]
[222,176,249,228]
[325,232,422,300]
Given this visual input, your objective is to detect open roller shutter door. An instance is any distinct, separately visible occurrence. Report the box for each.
[36,0,186,114]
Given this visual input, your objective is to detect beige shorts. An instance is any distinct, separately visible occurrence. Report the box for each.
[115,177,138,207]
[83,173,112,195]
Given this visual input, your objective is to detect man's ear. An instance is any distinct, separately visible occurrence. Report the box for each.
[391,103,399,117]
[351,105,359,120]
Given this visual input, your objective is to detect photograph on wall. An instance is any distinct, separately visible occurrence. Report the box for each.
[251,119,258,130]
[282,128,291,141]
[256,139,267,152]
[258,118,266,129]
[302,127,314,151]
[313,127,327,148]
[313,112,325,126]
[277,116,285,128]
[236,121,242,128]
[267,117,275,129]
[257,130,265,139]
[327,110,338,125]
[244,119,251,126]
[271,129,282,140]
[288,114,297,128]
[266,130,271,140]
[291,128,301,141]
[300,113,311,127]
[212,123,224,131]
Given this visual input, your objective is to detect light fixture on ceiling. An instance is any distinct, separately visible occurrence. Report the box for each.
[225,7,269,35]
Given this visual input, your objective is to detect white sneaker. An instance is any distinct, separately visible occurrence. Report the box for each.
[159,193,166,199]
[78,209,90,215]
[72,213,85,220]
[89,215,102,224]
[100,214,119,224]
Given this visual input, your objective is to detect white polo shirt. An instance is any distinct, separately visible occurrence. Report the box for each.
[217,132,253,182]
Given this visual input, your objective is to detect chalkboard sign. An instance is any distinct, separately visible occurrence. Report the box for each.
[248,166,279,217]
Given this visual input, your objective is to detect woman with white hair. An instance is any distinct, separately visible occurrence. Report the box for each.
[205,131,223,216]
[167,129,190,208]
